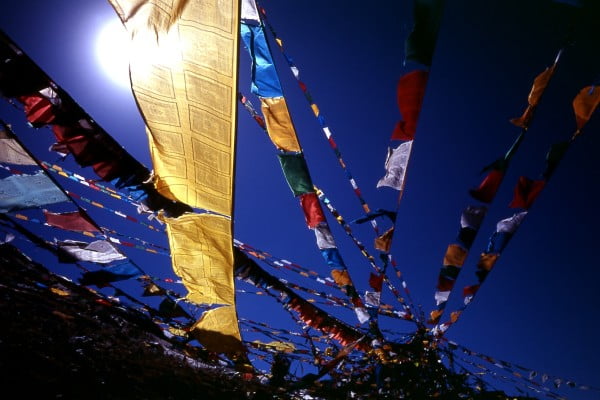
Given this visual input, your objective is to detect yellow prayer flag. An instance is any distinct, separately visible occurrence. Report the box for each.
[109,0,240,216]
[477,253,500,271]
[260,97,301,152]
[331,268,351,286]
[443,244,467,267]
[164,213,235,306]
[374,227,394,253]
[192,306,244,354]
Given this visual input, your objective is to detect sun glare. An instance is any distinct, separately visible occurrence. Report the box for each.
[95,18,131,88]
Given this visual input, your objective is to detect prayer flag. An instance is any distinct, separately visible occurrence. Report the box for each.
[241,0,260,24]
[469,169,504,203]
[142,282,167,297]
[314,223,336,249]
[0,171,69,213]
[369,273,384,292]
[192,306,245,354]
[364,291,381,307]
[434,290,450,306]
[277,153,314,196]
[374,227,394,253]
[110,0,239,216]
[496,211,527,234]
[509,176,545,209]
[331,269,352,286]
[351,209,397,224]
[321,248,345,270]
[260,97,301,152]
[240,24,284,98]
[300,192,326,228]
[460,205,487,230]
[157,297,191,319]
[476,253,500,272]
[405,0,445,66]
[391,70,429,141]
[443,244,467,267]
[44,209,102,233]
[543,141,569,179]
[58,239,127,264]
[510,64,557,128]
[377,140,413,190]
[573,86,600,131]
[457,227,477,249]
[79,261,143,286]
[18,93,55,126]
[0,138,36,165]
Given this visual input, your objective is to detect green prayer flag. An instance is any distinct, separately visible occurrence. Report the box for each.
[277,153,314,196]
[405,0,445,66]
[544,141,570,179]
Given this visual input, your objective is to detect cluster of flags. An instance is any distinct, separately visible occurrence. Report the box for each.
[1,0,599,396]
[430,47,600,333]
[240,0,369,325]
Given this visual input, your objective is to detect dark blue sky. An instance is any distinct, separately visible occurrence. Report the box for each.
[1,1,599,398]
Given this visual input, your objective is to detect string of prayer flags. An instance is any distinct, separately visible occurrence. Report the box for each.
[79,260,143,287]
[10,210,168,256]
[58,239,127,264]
[240,1,368,324]
[0,171,69,213]
[405,0,446,67]
[0,33,191,218]
[377,140,413,190]
[258,5,381,230]
[433,212,528,334]
[43,209,102,233]
[233,249,372,351]
[429,205,487,324]
[391,70,429,141]
[316,187,416,321]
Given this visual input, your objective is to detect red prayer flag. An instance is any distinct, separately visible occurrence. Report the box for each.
[44,209,102,232]
[509,176,546,209]
[299,192,325,228]
[462,284,480,297]
[391,69,429,141]
[18,94,55,126]
[469,169,504,203]
[368,272,384,292]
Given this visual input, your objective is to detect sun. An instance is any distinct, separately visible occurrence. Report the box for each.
[95,18,131,88]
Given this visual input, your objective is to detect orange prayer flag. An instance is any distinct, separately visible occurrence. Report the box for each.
[374,227,394,253]
[443,244,467,267]
[573,85,600,132]
[510,64,557,128]
[331,269,351,286]
[476,253,500,271]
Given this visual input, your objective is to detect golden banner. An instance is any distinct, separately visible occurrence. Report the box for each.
[110,0,239,216]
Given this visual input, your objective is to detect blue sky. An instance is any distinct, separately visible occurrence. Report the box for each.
[1,1,599,398]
